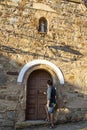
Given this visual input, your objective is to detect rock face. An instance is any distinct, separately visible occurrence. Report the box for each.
[0,0,87,129]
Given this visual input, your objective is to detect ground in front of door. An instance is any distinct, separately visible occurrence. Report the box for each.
[16,121,87,130]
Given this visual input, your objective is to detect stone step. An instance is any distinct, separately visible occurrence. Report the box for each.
[15,120,48,130]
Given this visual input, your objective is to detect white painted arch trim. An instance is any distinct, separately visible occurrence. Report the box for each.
[17,59,64,85]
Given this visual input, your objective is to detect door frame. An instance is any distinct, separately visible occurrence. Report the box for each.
[17,59,64,85]
[17,59,64,122]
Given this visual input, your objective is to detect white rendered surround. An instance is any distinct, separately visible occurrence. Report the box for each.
[17,59,64,85]
[32,3,56,12]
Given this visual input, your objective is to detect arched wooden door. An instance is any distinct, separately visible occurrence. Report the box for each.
[26,69,52,120]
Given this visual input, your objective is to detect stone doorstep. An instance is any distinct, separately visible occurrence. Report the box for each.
[15,120,48,129]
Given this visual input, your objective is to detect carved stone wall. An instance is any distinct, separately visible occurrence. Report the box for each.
[0,0,87,129]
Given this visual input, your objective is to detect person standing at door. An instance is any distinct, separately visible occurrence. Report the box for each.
[46,80,56,128]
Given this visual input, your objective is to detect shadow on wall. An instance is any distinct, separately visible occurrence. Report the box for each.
[0,53,87,125]
[57,81,87,109]
[0,0,5,2]
[48,45,83,62]
[48,45,82,55]
[0,44,86,107]
[55,80,87,123]
[0,44,83,62]
[0,44,55,60]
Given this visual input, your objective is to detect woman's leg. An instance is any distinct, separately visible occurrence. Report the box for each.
[50,113,54,127]
[45,105,50,121]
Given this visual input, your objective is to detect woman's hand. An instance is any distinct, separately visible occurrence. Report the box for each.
[47,99,50,108]
[46,103,49,108]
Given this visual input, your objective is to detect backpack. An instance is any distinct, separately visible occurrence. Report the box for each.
[51,87,56,98]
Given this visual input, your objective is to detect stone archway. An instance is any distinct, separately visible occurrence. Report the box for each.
[17,59,64,85]
[17,59,64,122]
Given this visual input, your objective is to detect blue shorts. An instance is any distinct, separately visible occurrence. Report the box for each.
[48,103,55,113]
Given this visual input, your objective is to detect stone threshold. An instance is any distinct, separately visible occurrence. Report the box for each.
[15,120,48,129]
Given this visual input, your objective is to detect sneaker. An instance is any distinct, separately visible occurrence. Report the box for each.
[49,125,54,129]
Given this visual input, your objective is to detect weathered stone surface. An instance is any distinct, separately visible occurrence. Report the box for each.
[0,0,87,129]
[0,73,7,86]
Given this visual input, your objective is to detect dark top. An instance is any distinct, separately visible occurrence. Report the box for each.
[47,86,56,106]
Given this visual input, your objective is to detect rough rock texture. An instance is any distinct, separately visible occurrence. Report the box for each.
[0,0,87,129]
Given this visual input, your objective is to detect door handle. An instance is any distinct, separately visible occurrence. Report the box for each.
[37,90,43,94]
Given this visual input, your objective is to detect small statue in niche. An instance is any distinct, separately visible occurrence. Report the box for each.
[40,21,45,32]
[38,17,47,33]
